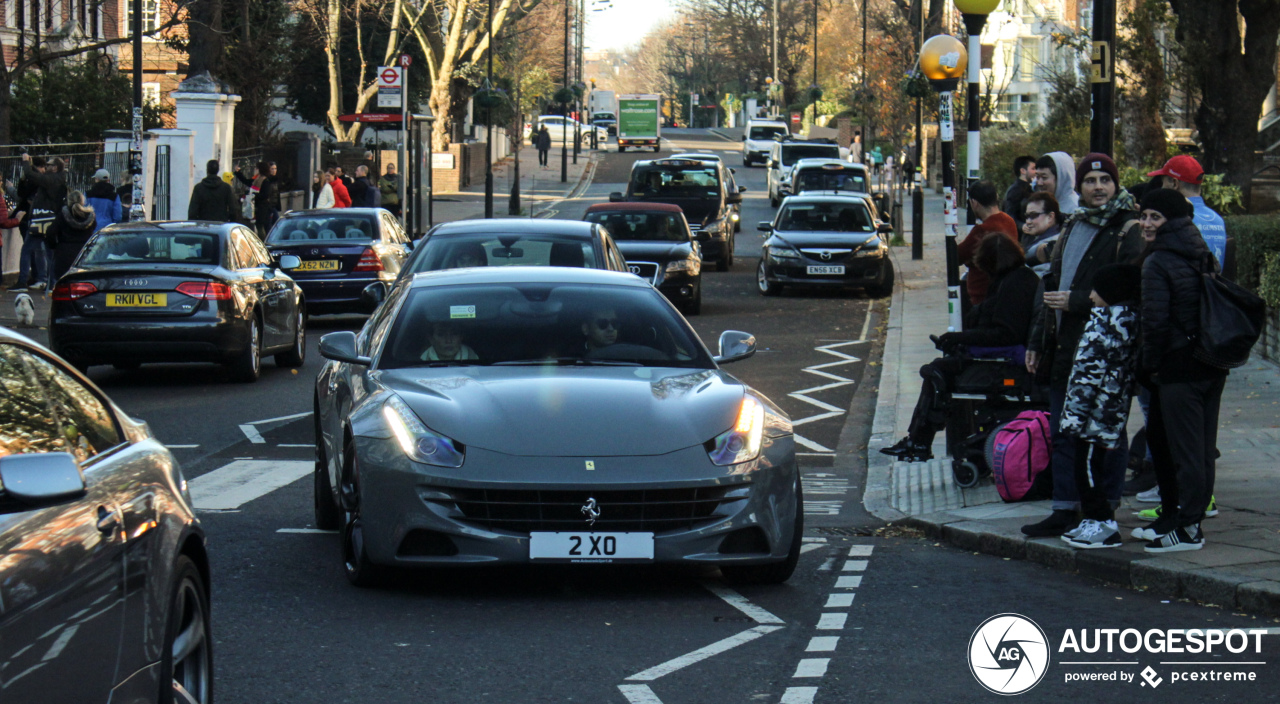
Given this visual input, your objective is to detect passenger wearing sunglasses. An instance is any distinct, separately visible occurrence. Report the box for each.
[1021,191,1061,277]
[582,308,622,352]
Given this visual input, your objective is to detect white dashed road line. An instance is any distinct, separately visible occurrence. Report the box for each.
[781,543,875,703]
[700,582,785,624]
[623,625,785,682]
[188,459,311,510]
[792,658,830,677]
[238,410,312,444]
[789,341,864,453]
[780,687,818,704]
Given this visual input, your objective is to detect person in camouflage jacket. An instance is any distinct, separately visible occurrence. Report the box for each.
[1059,263,1141,549]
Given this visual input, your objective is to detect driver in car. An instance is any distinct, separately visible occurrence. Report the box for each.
[422,321,478,361]
[447,242,487,269]
[582,308,620,352]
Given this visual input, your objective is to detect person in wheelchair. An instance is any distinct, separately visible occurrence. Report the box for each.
[881,234,1041,461]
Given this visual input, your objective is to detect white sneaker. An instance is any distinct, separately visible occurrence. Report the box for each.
[1136,486,1161,503]
[1061,519,1098,543]
[1068,520,1122,549]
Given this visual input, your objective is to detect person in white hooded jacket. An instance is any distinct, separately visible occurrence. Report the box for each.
[1033,151,1079,215]
[315,171,336,209]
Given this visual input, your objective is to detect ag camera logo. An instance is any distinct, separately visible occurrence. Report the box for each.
[968,613,1050,695]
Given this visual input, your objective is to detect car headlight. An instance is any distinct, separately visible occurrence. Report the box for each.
[855,238,884,256]
[666,258,700,274]
[769,245,801,260]
[706,397,765,466]
[731,212,740,222]
[382,395,465,467]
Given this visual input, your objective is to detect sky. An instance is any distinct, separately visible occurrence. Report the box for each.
[584,0,677,53]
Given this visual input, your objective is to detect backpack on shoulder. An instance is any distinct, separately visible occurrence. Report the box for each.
[986,410,1052,502]
[1193,268,1265,370]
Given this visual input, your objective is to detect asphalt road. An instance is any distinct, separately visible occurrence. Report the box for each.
[68,129,1280,702]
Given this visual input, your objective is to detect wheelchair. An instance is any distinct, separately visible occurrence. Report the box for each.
[932,339,1050,488]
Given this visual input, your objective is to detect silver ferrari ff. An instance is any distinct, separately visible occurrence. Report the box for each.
[313,267,800,586]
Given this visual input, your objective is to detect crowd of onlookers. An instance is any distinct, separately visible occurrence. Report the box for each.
[883,150,1235,554]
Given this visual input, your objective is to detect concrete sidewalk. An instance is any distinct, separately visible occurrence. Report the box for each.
[866,192,1280,616]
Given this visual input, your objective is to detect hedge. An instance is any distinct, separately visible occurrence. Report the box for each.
[1227,214,1280,306]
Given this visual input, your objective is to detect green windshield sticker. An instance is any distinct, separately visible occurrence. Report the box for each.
[450,305,476,319]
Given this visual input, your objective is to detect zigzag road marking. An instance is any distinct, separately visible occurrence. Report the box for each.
[788,341,866,453]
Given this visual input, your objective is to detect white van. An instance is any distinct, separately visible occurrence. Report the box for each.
[741,119,789,166]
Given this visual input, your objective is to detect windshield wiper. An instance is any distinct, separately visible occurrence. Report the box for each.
[492,357,641,367]
[414,360,486,367]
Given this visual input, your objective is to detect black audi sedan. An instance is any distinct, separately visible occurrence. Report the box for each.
[0,328,211,704]
[583,201,703,314]
[756,195,894,297]
[265,208,410,315]
[49,221,307,382]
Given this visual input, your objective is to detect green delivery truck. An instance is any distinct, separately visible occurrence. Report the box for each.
[617,94,661,153]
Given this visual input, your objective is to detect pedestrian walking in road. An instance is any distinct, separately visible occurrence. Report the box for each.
[849,132,863,165]
[956,181,1019,306]
[1131,188,1226,553]
[189,160,239,222]
[1059,263,1142,549]
[1022,153,1143,538]
[379,163,401,216]
[15,153,66,291]
[314,171,336,209]
[1003,155,1036,230]
[1147,155,1229,277]
[1021,192,1062,277]
[48,190,97,281]
[1033,152,1079,214]
[328,167,352,208]
[536,125,552,168]
[86,169,123,233]
[880,234,1040,461]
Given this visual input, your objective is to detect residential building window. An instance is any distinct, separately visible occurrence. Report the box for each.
[1018,38,1040,81]
[143,83,161,107]
[128,0,161,34]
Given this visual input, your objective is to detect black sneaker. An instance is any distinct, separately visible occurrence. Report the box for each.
[1131,515,1177,541]
[1021,509,1080,538]
[1144,524,1203,553]
[879,437,932,461]
[1122,461,1157,496]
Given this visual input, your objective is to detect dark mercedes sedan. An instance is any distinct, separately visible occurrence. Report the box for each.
[265,208,410,315]
[583,201,703,314]
[49,221,306,382]
[756,195,894,297]
[0,328,211,704]
[314,267,801,587]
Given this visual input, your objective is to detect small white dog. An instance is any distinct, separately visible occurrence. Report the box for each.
[14,293,35,327]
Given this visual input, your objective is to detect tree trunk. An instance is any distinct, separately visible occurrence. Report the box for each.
[430,75,454,152]
[1169,0,1280,206]
[0,78,12,148]
[186,0,225,77]
[1118,0,1168,168]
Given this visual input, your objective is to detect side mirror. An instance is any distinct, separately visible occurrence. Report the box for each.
[877,223,893,235]
[279,254,301,270]
[696,229,711,242]
[730,168,737,174]
[766,159,774,168]
[360,281,388,312]
[714,330,757,365]
[740,135,746,141]
[726,192,743,204]
[757,222,773,232]
[319,331,371,366]
[609,192,624,202]
[0,453,86,505]
[738,186,747,194]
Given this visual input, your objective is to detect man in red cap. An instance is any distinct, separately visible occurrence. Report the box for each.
[1148,155,1230,277]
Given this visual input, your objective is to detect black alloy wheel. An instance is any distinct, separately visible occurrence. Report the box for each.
[867,260,895,298]
[160,556,212,704]
[340,439,384,587]
[757,260,782,296]
[230,316,261,383]
[313,405,340,530]
[276,306,307,368]
[682,284,703,316]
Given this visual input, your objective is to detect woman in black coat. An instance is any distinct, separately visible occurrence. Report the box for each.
[881,233,1042,461]
[1132,188,1226,552]
[49,190,97,281]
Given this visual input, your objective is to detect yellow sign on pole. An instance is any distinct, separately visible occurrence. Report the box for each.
[1090,41,1112,83]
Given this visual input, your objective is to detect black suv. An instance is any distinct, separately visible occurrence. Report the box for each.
[611,157,744,271]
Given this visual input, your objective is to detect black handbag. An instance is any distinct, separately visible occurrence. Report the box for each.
[1193,266,1266,370]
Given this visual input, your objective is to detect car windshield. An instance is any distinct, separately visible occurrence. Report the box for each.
[781,144,840,165]
[79,232,220,265]
[379,283,710,369]
[406,233,596,275]
[593,112,616,121]
[795,169,867,194]
[777,202,875,232]
[629,165,721,199]
[585,211,688,242]
[266,215,377,243]
[749,125,787,140]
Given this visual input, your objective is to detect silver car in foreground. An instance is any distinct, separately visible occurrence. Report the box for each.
[313,267,801,586]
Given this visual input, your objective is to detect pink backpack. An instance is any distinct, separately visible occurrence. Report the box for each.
[986,410,1052,502]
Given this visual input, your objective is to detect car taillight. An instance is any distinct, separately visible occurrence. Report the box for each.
[353,248,383,272]
[176,281,233,300]
[52,281,97,301]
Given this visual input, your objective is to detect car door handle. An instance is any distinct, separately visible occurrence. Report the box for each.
[96,505,120,535]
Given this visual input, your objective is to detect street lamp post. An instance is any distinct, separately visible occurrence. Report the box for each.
[561,0,569,183]
[484,0,494,219]
[956,0,999,229]
[1089,0,1116,155]
[919,34,967,333]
